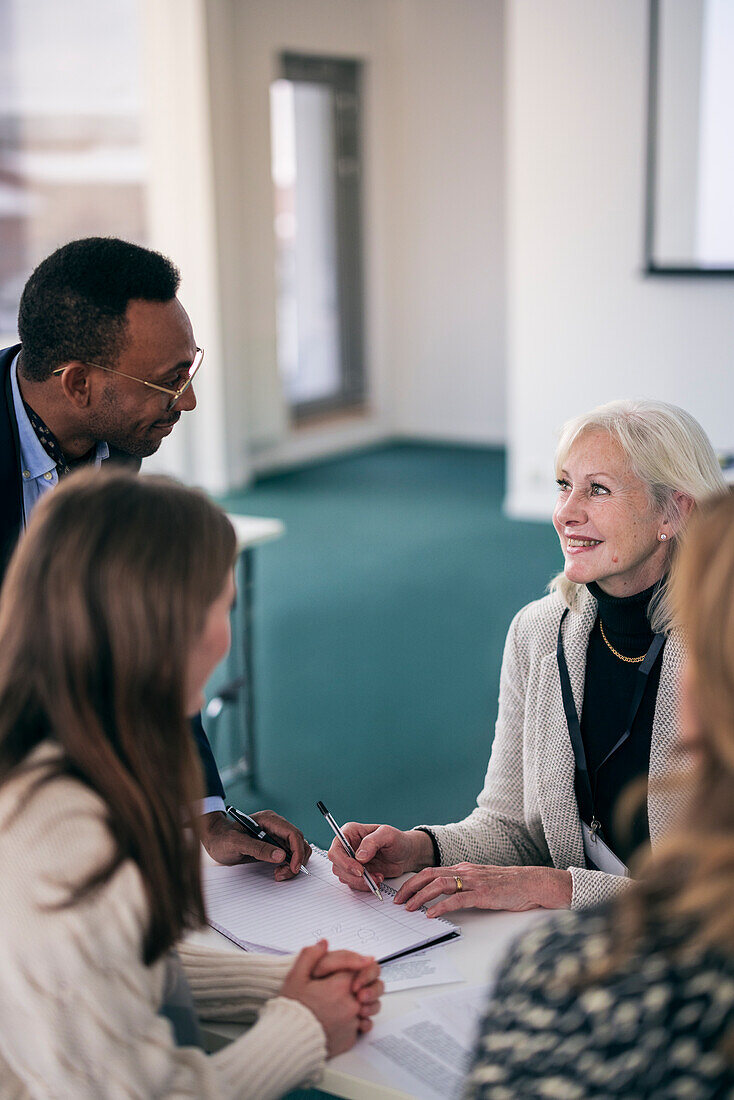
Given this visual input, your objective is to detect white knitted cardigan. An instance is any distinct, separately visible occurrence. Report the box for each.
[422,586,691,910]
[0,744,326,1099]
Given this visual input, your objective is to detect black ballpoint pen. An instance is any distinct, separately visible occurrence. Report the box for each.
[317,800,383,901]
[225,805,310,875]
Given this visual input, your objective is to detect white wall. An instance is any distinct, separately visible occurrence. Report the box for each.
[140,0,507,487]
[140,0,235,493]
[209,0,394,474]
[505,0,734,521]
[203,0,508,482]
[384,0,506,445]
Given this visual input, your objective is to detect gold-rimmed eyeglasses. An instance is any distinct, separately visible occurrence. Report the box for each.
[52,347,204,411]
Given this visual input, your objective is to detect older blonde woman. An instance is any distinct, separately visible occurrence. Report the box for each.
[466,488,734,1098]
[329,400,726,912]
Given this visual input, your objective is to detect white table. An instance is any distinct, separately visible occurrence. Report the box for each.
[226,514,285,552]
[207,514,284,791]
[191,889,548,1099]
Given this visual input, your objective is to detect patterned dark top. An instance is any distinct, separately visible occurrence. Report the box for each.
[466,909,734,1099]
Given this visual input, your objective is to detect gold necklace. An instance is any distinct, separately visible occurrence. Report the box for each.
[599,619,646,664]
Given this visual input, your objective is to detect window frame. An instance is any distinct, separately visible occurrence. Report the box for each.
[277,53,366,419]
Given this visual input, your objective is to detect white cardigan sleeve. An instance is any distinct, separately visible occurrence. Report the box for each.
[568,867,632,910]
[419,610,552,869]
[0,780,326,1100]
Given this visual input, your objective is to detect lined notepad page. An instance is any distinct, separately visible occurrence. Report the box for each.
[202,848,459,963]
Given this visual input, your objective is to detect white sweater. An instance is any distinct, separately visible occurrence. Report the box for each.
[0,744,327,1099]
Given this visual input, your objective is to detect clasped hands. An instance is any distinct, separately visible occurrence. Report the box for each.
[327,823,572,914]
[281,940,383,1055]
[200,813,382,1055]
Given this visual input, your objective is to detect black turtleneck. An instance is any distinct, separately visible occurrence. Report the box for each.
[576,580,665,866]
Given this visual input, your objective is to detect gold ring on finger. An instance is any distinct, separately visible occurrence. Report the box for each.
[454,875,463,893]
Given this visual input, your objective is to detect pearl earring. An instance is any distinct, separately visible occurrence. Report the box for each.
[659,533,668,541]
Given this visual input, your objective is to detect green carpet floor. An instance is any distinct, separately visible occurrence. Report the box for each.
[216,442,559,854]
[212,442,559,1099]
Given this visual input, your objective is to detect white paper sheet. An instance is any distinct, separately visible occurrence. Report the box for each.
[365,986,488,1100]
[202,848,460,963]
[380,946,462,992]
[347,905,552,1097]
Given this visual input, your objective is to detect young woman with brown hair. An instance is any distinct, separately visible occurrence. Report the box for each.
[0,469,381,1098]
[466,489,734,1098]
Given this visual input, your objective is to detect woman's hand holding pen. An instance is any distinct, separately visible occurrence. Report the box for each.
[328,823,435,891]
[329,824,573,912]
[281,941,383,1056]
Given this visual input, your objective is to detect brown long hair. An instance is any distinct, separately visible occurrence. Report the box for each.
[585,489,734,1009]
[0,468,236,964]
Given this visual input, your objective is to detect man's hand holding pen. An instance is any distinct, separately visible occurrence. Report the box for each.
[201,808,312,878]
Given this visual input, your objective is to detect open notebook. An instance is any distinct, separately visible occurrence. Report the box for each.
[202,848,460,963]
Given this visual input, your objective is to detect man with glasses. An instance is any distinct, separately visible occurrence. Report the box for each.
[0,236,310,872]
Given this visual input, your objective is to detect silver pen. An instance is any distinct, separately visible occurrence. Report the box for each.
[317,800,383,901]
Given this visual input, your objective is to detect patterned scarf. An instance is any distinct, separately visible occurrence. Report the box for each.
[23,401,95,478]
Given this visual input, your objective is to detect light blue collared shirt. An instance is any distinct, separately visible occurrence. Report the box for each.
[10,353,225,817]
[10,353,109,525]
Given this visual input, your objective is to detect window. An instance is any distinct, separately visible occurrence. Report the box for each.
[646,0,734,271]
[270,55,365,419]
[0,0,147,339]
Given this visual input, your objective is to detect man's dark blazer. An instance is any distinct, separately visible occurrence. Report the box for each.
[0,344,225,801]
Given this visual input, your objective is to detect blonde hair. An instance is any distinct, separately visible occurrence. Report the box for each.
[550,399,726,632]
[0,468,236,964]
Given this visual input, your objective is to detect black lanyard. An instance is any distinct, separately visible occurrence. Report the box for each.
[556,608,665,839]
